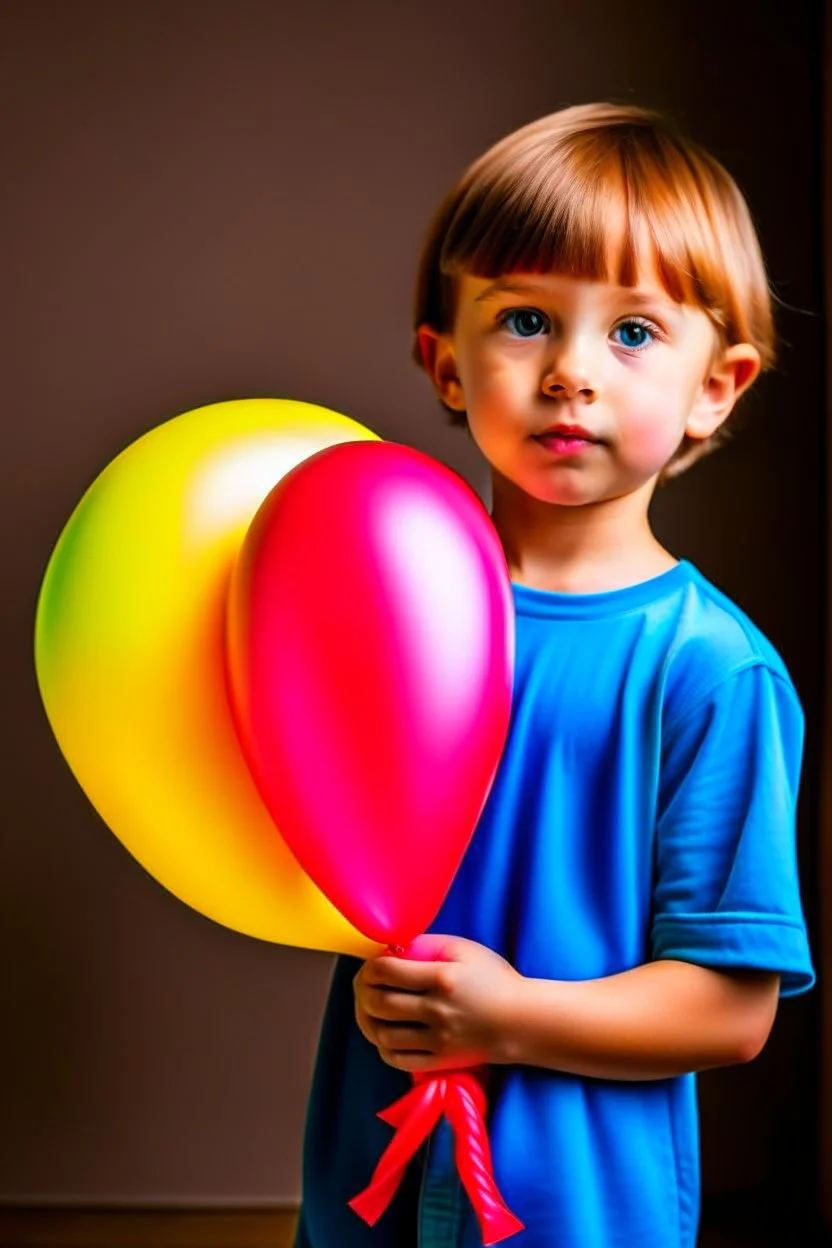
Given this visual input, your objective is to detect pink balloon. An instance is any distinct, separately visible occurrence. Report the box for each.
[225,441,514,947]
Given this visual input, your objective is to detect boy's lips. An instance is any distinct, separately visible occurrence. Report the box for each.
[533,423,602,455]
[535,423,599,442]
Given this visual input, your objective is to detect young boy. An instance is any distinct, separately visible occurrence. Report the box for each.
[293,102,815,1248]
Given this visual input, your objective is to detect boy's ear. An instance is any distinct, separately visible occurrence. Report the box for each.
[416,325,467,412]
[685,343,762,441]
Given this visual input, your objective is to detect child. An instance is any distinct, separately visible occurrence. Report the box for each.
[293,102,815,1248]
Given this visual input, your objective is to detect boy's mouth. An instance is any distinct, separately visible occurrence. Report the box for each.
[533,423,602,455]
[536,423,599,442]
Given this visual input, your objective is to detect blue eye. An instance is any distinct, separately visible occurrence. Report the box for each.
[500,309,548,338]
[613,319,656,350]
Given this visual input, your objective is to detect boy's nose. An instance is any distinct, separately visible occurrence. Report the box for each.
[540,347,598,402]
[541,368,598,403]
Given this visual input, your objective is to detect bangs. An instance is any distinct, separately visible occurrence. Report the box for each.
[442,131,731,314]
[417,108,774,367]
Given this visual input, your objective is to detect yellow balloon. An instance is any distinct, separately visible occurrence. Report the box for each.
[35,398,382,956]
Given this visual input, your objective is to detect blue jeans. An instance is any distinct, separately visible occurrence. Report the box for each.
[294,1121,464,1248]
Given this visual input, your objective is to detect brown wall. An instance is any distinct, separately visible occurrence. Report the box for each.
[1,0,823,1222]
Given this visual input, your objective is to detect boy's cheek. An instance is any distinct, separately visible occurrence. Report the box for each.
[466,386,530,443]
[618,404,689,469]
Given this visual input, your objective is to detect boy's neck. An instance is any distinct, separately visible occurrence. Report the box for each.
[489,474,677,595]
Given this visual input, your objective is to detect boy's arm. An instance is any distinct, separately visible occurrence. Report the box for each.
[500,956,780,1080]
[354,936,780,1080]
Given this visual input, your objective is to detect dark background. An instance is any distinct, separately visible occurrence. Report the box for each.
[0,0,825,1233]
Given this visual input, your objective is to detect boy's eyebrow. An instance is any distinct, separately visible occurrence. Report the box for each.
[474,279,554,302]
[473,277,681,312]
[474,280,549,302]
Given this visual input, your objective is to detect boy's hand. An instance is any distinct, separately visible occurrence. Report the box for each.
[353,934,522,1072]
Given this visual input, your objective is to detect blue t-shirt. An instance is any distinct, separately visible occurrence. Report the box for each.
[295,560,815,1248]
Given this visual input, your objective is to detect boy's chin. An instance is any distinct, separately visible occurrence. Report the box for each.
[512,476,655,511]
[519,475,608,508]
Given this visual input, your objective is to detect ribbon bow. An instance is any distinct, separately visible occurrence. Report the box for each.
[349,1067,524,1245]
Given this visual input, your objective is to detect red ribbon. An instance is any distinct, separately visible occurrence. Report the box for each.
[349,1067,524,1245]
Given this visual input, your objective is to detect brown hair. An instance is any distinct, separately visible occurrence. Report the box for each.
[412,102,774,477]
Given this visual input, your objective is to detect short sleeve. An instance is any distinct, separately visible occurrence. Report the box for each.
[651,663,815,997]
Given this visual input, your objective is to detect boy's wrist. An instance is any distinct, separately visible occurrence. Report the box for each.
[490,970,545,1067]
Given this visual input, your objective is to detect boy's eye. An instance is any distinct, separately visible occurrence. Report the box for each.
[498,310,659,349]
[499,308,549,338]
[612,318,657,351]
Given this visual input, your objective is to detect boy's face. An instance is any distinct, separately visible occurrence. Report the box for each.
[420,261,759,510]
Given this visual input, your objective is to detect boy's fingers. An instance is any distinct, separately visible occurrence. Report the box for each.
[363,958,439,991]
[375,1022,432,1052]
[363,986,427,1020]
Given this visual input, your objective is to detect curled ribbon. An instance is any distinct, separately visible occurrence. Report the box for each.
[348,1067,524,1245]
